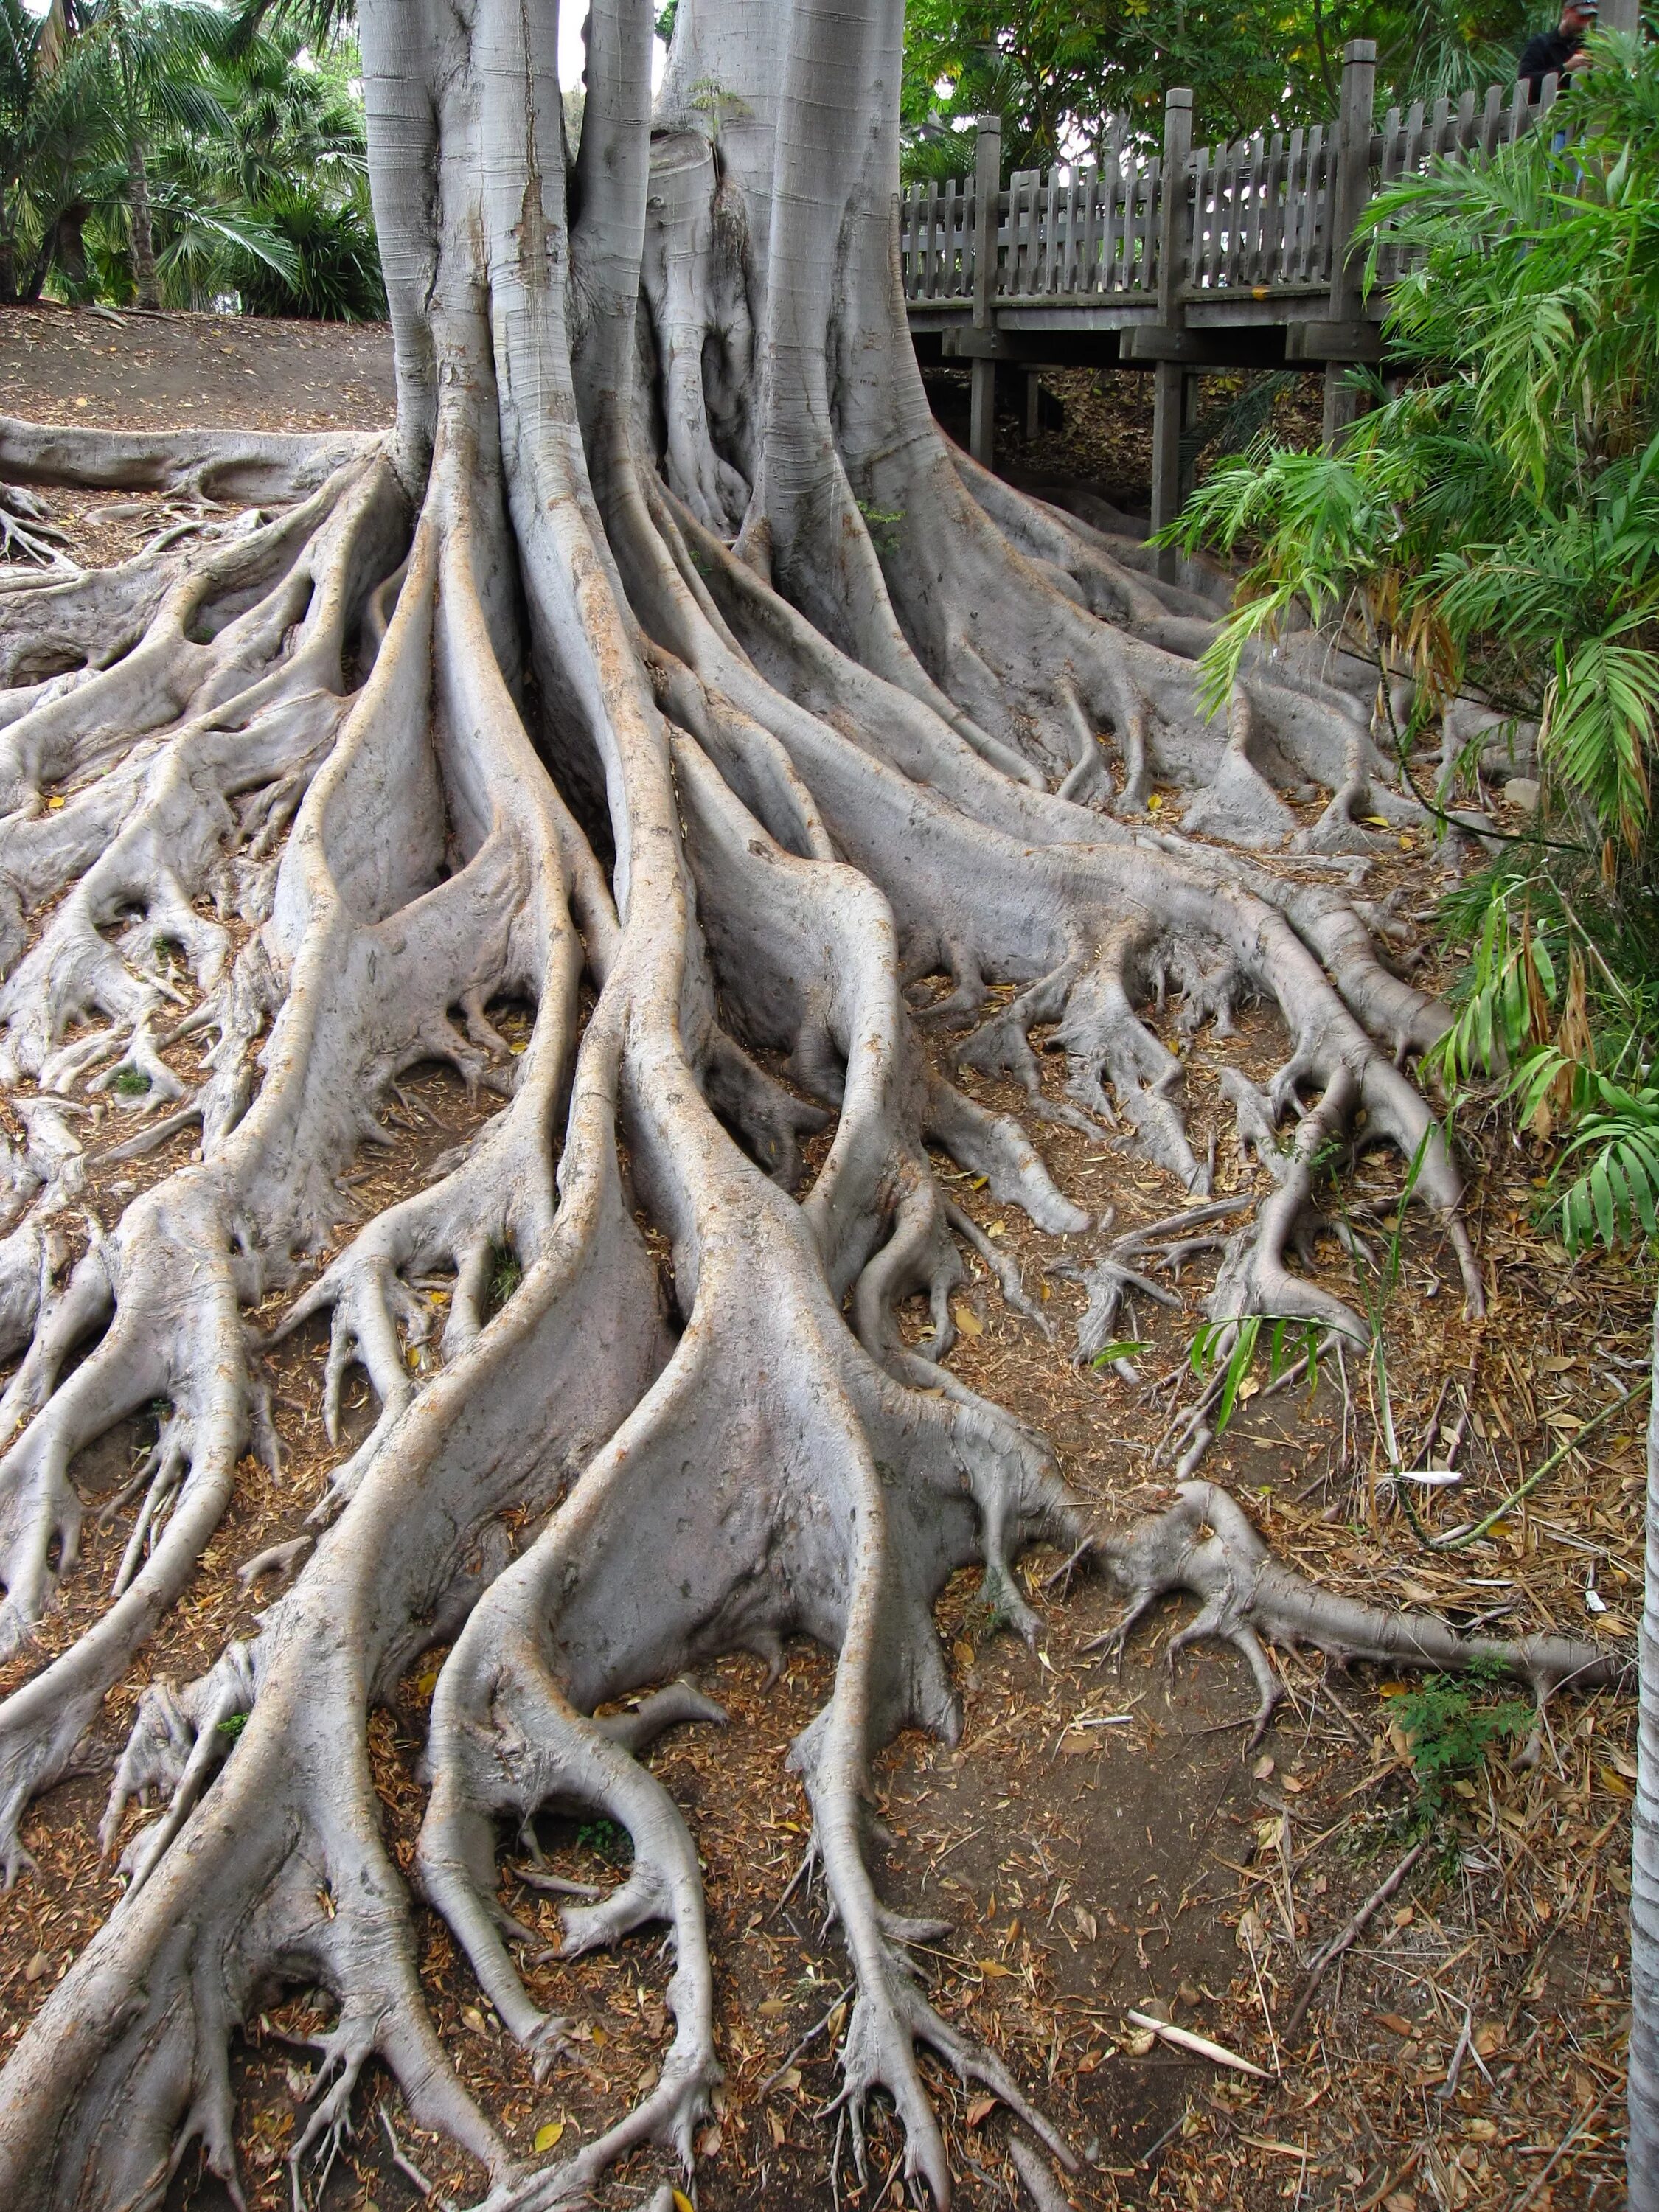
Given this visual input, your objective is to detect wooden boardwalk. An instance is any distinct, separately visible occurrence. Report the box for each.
[901,38,1573,555]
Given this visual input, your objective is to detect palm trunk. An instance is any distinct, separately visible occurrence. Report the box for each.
[125,134,157,308]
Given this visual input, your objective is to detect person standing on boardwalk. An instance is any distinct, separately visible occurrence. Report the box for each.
[1518,0,1598,92]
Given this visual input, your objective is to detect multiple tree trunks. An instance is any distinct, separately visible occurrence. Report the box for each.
[0,1,1625,2208]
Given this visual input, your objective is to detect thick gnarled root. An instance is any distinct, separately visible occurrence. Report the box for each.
[1090,1481,1627,1745]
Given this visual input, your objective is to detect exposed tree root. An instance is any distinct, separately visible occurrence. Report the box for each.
[0,0,1627,2203]
[1089,1481,1626,1746]
[0,415,379,504]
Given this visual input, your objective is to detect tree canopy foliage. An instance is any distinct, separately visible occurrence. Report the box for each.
[900,0,1534,174]
[0,0,380,315]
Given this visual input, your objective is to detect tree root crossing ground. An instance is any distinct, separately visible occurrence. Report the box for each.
[0,3,1630,2208]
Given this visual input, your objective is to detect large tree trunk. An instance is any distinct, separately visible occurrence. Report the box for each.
[0,1,1624,2205]
[1633,1289,1659,2208]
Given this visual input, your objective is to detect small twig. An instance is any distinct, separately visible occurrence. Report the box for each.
[1354,2147,1420,2212]
[1399,1385,1643,1552]
[867,2146,904,2212]
[759,1981,855,2099]
[1283,1838,1427,2042]
[771,1842,818,1919]
[379,2104,434,2196]
[1135,2100,1192,2169]
[1506,2094,1609,2212]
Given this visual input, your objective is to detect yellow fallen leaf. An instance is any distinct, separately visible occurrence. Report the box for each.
[953,1304,983,1339]
[534,2120,565,2152]
[673,2194,695,2212]
[591,2024,607,2047]
[952,1639,975,1672]
[976,1958,1014,1978]
[416,1670,439,1697]
[46,796,65,811]
[1600,1764,1634,1799]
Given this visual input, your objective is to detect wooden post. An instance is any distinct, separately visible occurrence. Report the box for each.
[970,114,1001,470]
[1323,38,1376,446]
[1024,371,1041,441]
[1150,86,1193,578]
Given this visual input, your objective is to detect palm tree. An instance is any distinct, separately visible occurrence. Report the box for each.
[72,0,237,305]
[0,0,119,301]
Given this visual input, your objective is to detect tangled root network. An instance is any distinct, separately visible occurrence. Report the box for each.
[0,0,1624,2205]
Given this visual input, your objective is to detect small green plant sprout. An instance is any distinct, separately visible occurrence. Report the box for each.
[1089,1338,1150,1370]
[215,1711,248,1740]
[1386,1662,1532,1827]
[854,498,905,555]
[576,1816,631,1864]
[488,1243,523,1310]
[962,1587,1012,1644]
[686,74,751,139]
[112,1068,151,1098]
[1189,1314,1323,1435]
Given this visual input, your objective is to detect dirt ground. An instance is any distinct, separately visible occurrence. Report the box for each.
[922,364,1327,514]
[0,312,1641,2212]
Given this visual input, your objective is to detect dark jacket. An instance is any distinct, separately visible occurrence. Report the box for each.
[1517,24,1583,92]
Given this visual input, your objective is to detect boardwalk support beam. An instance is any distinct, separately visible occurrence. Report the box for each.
[1324,39,1377,446]
[1150,86,1194,582]
[970,114,1002,467]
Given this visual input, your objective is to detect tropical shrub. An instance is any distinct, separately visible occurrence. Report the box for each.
[1169,33,1659,1251]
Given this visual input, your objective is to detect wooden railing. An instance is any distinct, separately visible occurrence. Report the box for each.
[900,72,1562,307]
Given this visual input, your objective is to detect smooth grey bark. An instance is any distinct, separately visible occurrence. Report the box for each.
[0,0,1626,2205]
[1632,1287,1659,2208]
